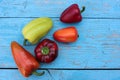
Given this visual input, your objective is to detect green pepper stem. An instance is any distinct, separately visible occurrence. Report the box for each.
[80,6,85,13]
[32,71,45,76]
[41,47,49,55]
[23,39,27,46]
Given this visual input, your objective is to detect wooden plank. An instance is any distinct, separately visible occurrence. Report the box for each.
[0,69,120,80]
[0,18,120,68]
[0,18,120,46]
[50,70,120,80]
[0,0,120,18]
[0,69,52,80]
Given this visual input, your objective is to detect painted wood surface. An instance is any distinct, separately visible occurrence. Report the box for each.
[0,0,120,80]
[0,18,120,68]
[0,70,120,80]
[0,0,120,18]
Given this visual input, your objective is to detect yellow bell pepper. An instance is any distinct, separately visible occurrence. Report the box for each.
[22,17,53,45]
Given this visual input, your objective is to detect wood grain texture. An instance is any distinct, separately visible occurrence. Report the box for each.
[0,0,120,79]
[0,69,52,80]
[0,18,120,68]
[0,0,120,18]
[0,69,120,80]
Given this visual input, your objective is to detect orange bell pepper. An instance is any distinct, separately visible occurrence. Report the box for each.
[11,41,44,77]
[53,26,78,43]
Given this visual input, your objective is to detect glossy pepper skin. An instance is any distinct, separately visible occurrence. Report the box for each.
[11,41,44,77]
[60,4,85,23]
[53,26,78,43]
[34,39,58,63]
[22,17,53,45]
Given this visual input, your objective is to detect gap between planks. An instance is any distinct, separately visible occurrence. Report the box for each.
[0,17,120,19]
[0,68,120,70]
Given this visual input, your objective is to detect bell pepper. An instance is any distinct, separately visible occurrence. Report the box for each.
[22,17,53,45]
[34,39,58,63]
[53,26,78,42]
[60,4,85,23]
[11,41,44,77]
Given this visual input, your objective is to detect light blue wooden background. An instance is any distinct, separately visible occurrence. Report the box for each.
[0,0,120,80]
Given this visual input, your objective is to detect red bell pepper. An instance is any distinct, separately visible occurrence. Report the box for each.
[11,41,44,77]
[53,26,78,43]
[34,39,58,63]
[60,4,85,23]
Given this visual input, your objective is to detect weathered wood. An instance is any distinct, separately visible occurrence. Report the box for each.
[49,70,120,80]
[0,0,120,18]
[0,18,120,46]
[0,69,120,80]
[0,0,120,79]
[0,69,52,80]
[0,18,120,68]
